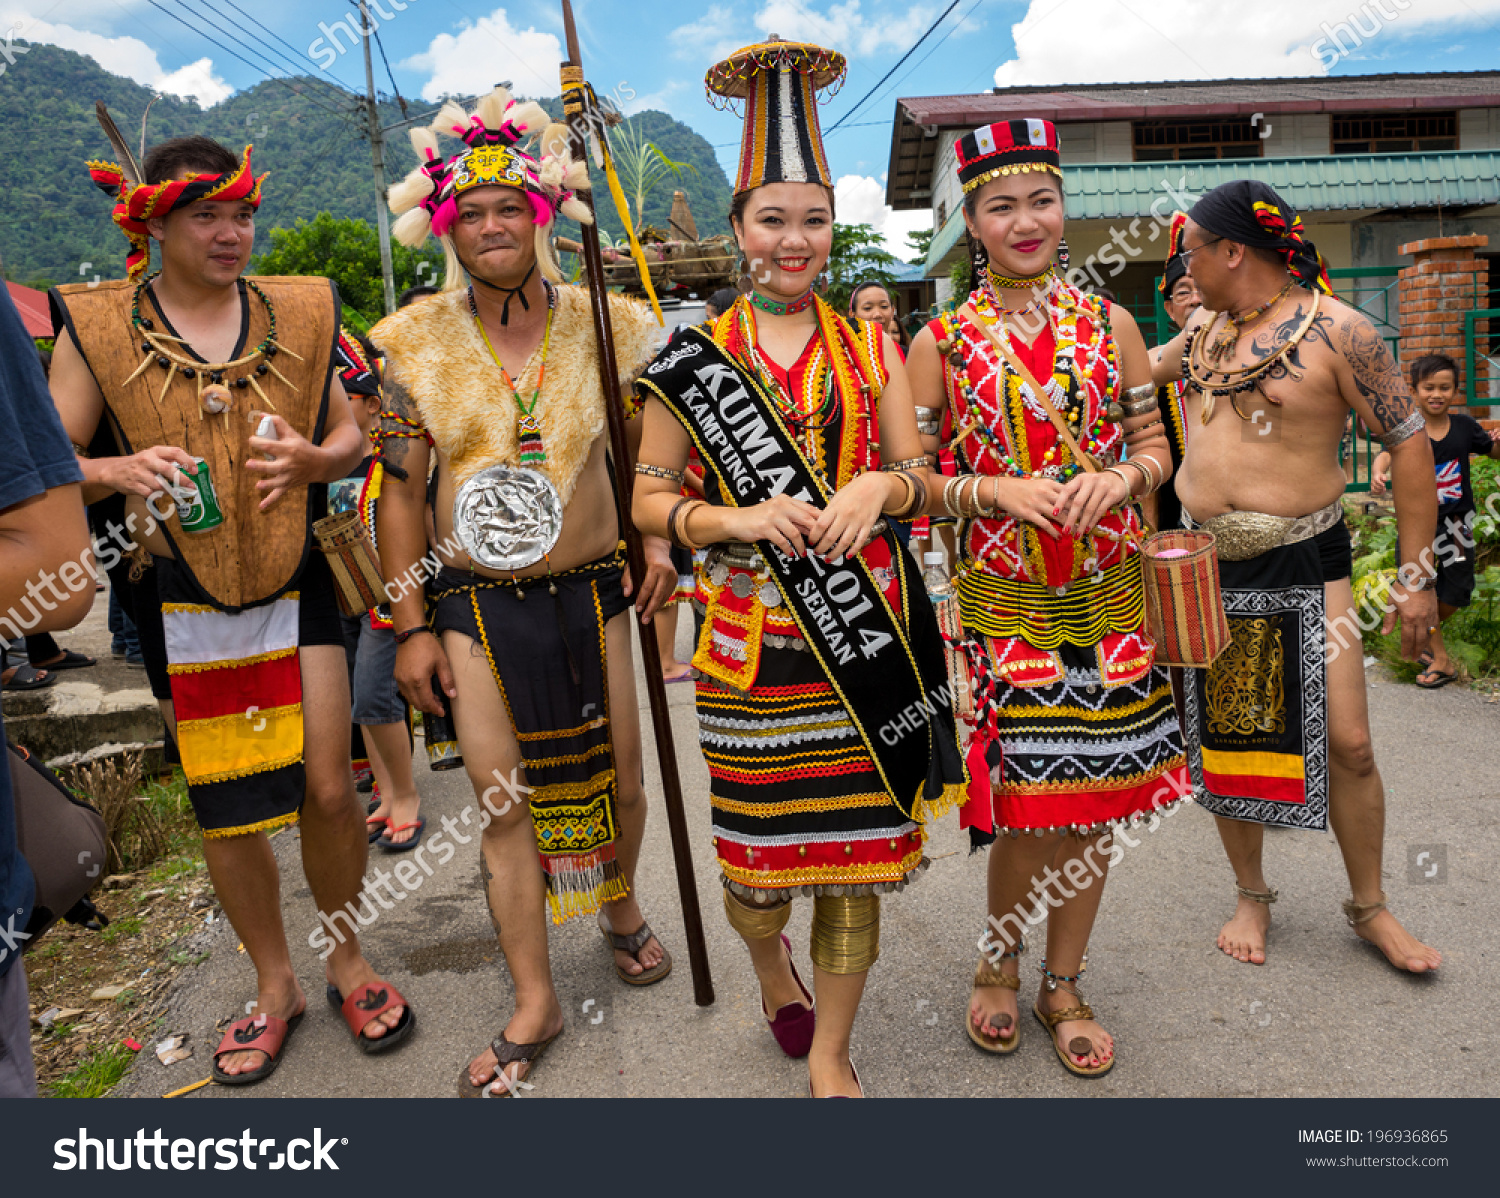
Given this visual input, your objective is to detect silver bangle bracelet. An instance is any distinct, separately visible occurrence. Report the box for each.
[914,406,941,422]
[1104,465,1136,498]
[1123,382,1157,404]
[1376,410,1423,449]
[1120,392,1159,418]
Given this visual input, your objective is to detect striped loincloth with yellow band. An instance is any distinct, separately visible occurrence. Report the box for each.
[160,568,305,838]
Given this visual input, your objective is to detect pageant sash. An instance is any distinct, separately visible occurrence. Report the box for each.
[639,329,957,820]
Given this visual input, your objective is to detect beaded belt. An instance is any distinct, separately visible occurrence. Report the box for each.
[955,555,1145,650]
[1181,497,1342,562]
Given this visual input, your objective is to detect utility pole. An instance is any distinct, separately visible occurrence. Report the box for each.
[359,0,396,315]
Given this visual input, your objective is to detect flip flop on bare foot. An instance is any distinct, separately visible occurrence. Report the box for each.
[1217,885,1277,965]
[458,1014,564,1097]
[1344,894,1442,974]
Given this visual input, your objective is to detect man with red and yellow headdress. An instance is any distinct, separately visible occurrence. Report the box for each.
[47,131,417,1085]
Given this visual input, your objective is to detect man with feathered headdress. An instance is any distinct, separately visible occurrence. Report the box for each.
[370,87,676,1096]
[47,130,417,1085]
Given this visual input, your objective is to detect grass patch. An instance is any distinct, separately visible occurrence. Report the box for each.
[99,915,143,944]
[167,949,210,967]
[49,1043,135,1098]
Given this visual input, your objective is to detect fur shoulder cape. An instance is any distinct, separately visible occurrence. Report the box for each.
[372,285,662,504]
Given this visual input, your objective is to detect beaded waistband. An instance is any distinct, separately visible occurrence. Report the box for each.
[955,555,1145,650]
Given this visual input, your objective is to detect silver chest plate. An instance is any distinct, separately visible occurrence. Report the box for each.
[452,465,564,571]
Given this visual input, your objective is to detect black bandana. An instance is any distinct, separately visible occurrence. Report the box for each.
[1188,181,1332,295]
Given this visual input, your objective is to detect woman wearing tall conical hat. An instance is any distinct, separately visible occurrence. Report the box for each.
[905,120,1189,1078]
[633,39,966,1098]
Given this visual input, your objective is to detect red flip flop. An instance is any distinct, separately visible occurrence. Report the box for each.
[211,1012,302,1086]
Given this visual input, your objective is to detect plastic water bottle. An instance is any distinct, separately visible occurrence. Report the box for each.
[922,551,951,600]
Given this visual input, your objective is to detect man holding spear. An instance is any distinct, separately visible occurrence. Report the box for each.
[371,86,678,1096]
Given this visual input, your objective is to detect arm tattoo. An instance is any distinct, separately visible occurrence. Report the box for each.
[377,379,425,473]
[1339,315,1414,433]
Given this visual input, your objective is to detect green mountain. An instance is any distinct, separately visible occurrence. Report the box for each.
[0,43,732,288]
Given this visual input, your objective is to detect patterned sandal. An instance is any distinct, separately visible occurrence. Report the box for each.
[966,938,1022,1055]
[1032,958,1114,1079]
[457,1028,563,1097]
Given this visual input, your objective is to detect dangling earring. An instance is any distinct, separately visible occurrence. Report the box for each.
[736,252,754,296]
[1056,237,1070,274]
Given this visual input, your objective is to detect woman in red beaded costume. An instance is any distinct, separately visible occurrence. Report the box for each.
[907,118,1189,1079]
[633,40,965,1098]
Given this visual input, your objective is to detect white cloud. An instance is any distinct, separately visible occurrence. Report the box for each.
[835,173,931,260]
[156,57,232,107]
[1,9,231,106]
[402,7,564,102]
[669,4,745,61]
[754,1,932,58]
[992,0,1500,86]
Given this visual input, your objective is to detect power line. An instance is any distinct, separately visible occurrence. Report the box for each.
[843,0,986,132]
[184,0,360,115]
[367,22,409,121]
[141,0,361,128]
[212,0,362,98]
[823,0,963,134]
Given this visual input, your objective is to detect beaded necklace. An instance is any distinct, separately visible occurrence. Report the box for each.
[728,296,872,496]
[1182,289,1321,424]
[956,284,1118,483]
[1204,280,1294,364]
[985,264,1053,292]
[126,272,300,417]
[747,287,815,317]
[469,281,558,468]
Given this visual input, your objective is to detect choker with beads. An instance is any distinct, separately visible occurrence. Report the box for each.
[986,264,1055,292]
[747,288,816,317]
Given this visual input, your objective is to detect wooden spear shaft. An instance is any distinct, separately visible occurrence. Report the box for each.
[559,1,714,1007]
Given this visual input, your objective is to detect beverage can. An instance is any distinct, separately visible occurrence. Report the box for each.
[176,457,224,533]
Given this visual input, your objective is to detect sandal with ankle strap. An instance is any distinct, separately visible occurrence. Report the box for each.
[1032,959,1113,1079]
[966,938,1022,1055]
[1237,884,1279,905]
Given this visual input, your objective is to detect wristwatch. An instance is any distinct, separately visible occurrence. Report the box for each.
[393,627,434,645]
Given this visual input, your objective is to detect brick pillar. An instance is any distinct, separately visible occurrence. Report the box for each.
[1397,233,1490,417]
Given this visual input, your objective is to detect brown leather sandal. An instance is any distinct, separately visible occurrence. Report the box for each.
[598,913,673,986]
[457,1027,563,1097]
[966,959,1021,1054]
[1033,999,1114,1079]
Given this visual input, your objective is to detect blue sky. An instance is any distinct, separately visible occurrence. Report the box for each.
[6,0,1499,251]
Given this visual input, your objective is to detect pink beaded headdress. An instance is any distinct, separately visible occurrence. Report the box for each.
[387,86,592,289]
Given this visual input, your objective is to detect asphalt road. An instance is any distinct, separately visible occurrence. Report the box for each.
[115,623,1497,1099]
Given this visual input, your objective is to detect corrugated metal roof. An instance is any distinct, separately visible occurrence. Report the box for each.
[923,150,1500,277]
[888,70,1500,208]
[900,72,1500,126]
[1058,149,1500,219]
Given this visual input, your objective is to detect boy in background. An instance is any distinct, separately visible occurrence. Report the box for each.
[1373,353,1500,687]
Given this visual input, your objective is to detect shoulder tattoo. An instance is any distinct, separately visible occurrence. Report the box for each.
[1338,314,1414,434]
[377,379,426,471]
